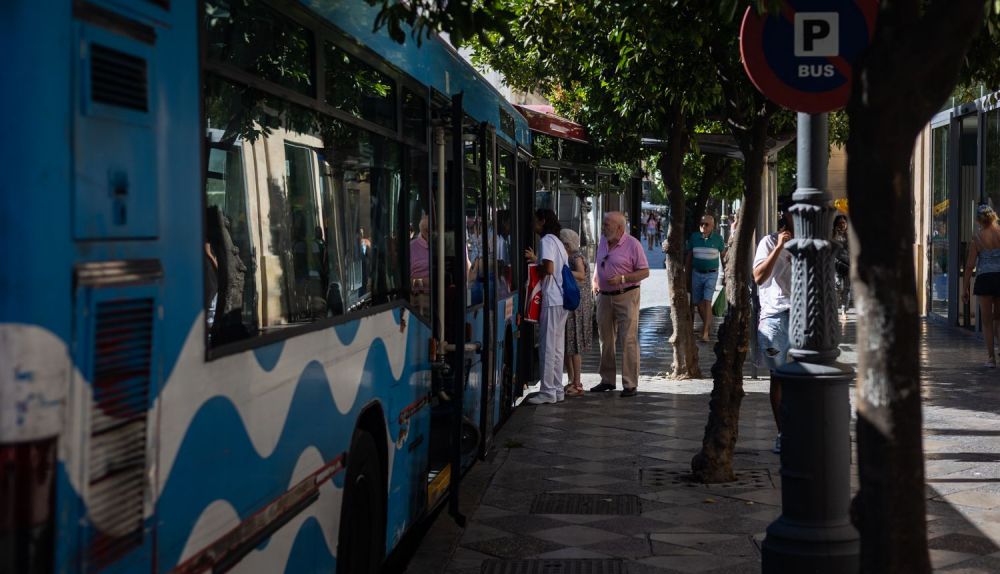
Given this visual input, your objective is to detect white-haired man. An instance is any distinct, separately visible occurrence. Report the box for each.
[589,212,650,397]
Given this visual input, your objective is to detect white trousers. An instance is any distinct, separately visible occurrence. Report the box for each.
[538,304,570,400]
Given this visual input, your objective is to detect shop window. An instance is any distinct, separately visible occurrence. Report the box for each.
[984,109,1000,213]
[204,0,314,96]
[325,42,397,131]
[930,124,949,319]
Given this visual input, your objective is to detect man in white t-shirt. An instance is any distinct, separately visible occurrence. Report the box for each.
[525,209,569,405]
[753,205,793,453]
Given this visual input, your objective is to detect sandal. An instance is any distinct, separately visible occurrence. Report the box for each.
[566,386,584,397]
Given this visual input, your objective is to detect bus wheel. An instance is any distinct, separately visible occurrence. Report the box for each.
[337,430,385,574]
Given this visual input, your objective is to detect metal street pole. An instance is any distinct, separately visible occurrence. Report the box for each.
[761,112,859,572]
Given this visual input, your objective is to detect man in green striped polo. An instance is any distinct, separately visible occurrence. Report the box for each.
[686,214,727,342]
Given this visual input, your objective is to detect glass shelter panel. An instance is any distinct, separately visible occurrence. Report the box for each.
[534,169,555,211]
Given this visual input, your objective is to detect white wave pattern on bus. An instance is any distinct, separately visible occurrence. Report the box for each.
[179,446,342,569]
[155,309,410,502]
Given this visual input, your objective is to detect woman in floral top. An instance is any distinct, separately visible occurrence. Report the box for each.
[560,229,594,396]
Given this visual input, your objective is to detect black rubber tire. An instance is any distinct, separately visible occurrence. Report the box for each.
[337,431,385,574]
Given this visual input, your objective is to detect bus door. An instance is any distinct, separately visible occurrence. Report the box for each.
[516,150,537,400]
[459,119,486,461]
[428,94,478,522]
[493,144,518,426]
[477,124,498,458]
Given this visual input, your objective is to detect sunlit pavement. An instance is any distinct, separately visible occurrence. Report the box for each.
[407,275,1000,573]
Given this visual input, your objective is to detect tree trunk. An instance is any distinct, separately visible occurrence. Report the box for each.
[660,111,701,379]
[692,117,768,482]
[847,2,983,571]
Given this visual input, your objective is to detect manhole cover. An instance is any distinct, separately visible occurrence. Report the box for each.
[529,493,640,515]
[481,559,626,574]
[640,468,773,488]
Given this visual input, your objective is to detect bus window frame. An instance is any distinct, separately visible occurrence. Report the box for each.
[200,0,433,360]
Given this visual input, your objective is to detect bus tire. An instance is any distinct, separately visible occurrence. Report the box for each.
[337,430,385,574]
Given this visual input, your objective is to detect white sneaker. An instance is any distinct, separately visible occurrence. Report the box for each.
[556,394,565,402]
[528,395,557,405]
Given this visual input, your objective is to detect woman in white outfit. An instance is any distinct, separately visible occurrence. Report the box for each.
[524,209,569,404]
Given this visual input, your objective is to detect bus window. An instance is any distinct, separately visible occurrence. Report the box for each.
[325,42,396,131]
[204,0,315,97]
[204,140,258,346]
[465,130,483,307]
[495,148,515,296]
[407,148,432,321]
[203,75,404,349]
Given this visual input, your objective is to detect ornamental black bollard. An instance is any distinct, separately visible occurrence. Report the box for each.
[761,112,859,573]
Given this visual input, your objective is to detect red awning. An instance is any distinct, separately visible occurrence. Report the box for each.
[514,105,588,144]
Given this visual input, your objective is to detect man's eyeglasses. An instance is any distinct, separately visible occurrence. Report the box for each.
[699,222,710,227]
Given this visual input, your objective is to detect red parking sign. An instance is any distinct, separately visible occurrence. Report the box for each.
[740,1,877,113]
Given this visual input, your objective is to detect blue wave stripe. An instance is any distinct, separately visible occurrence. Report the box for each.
[156,336,406,572]
[252,340,285,372]
[283,517,336,574]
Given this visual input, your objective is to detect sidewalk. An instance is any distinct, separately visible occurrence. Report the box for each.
[408,306,1000,574]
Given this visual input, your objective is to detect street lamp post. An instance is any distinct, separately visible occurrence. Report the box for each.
[761,112,859,572]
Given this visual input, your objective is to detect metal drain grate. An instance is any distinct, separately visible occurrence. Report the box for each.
[640,468,773,488]
[481,559,625,574]
[529,494,640,515]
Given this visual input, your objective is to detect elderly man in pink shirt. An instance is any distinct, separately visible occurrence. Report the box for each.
[410,214,431,317]
[589,211,650,397]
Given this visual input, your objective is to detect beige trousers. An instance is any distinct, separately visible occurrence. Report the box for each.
[596,288,641,389]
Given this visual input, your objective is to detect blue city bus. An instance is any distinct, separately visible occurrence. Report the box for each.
[0,1,547,572]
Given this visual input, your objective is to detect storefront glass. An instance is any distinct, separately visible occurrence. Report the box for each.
[930,125,949,319]
[985,108,1000,213]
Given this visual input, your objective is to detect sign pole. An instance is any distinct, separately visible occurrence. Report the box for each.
[761,112,859,572]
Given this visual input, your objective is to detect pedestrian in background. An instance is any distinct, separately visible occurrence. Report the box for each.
[686,214,727,342]
[754,202,794,453]
[832,214,852,317]
[646,212,658,251]
[560,229,594,397]
[963,204,1000,368]
[524,209,570,404]
[589,211,650,397]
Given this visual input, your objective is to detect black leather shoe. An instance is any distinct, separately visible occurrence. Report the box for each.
[588,382,615,393]
[619,387,638,398]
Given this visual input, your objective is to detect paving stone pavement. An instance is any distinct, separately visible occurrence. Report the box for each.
[406,302,1000,574]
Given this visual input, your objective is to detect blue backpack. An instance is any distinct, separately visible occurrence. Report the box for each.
[561,264,580,311]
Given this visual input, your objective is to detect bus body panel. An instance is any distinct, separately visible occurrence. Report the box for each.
[1,0,539,572]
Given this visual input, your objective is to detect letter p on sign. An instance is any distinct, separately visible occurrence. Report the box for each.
[794,13,839,57]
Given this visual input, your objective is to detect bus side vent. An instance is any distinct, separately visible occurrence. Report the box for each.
[90,43,148,112]
[86,298,154,571]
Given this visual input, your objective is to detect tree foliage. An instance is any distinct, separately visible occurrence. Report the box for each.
[364,0,514,47]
